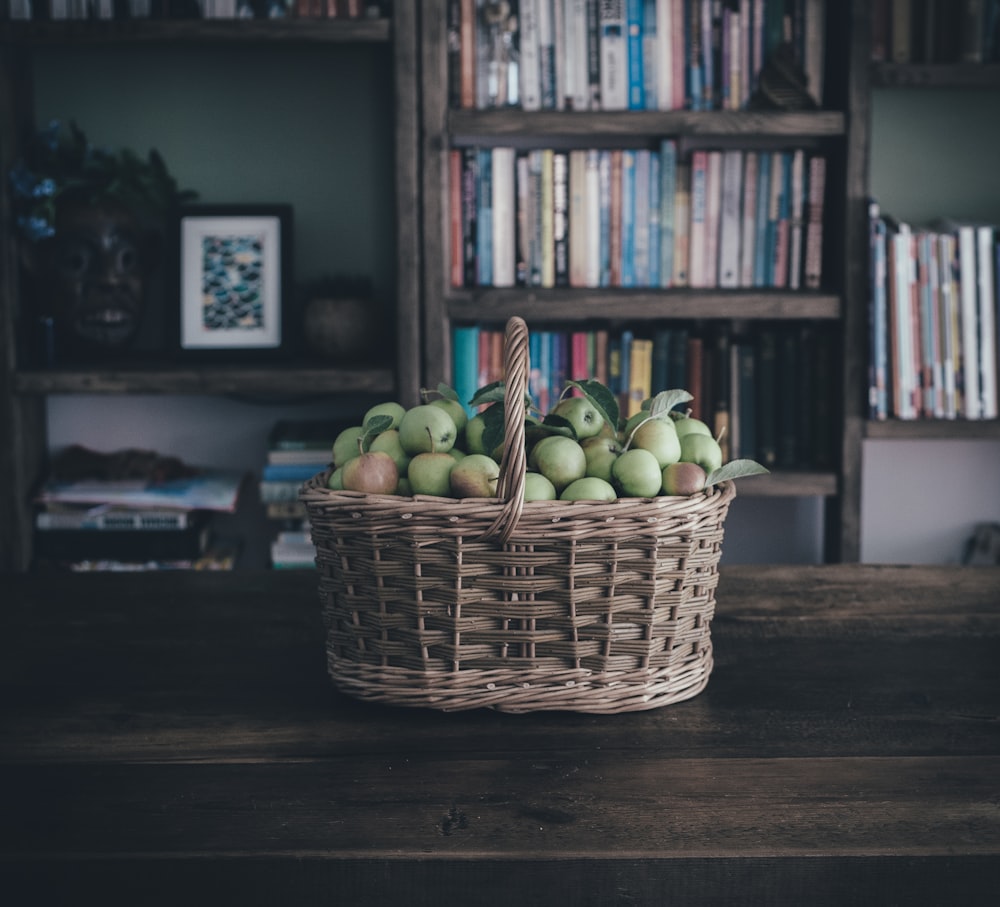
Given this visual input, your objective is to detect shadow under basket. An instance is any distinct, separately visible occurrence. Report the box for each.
[299,317,736,713]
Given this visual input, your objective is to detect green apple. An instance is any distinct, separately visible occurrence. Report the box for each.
[398,404,457,455]
[679,433,723,473]
[580,434,620,482]
[430,396,469,437]
[551,395,605,440]
[363,401,406,430]
[448,448,467,461]
[661,461,707,496]
[523,471,557,501]
[622,409,650,440]
[369,428,411,473]
[560,476,618,501]
[449,453,501,498]
[341,450,398,494]
[331,425,365,468]
[326,466,344,490]
[612,448,663,498]
[407,451,456,496]
[631,417,681,469]
[464,413,487,455]
[529,434,587,493]
[673,415,713,439]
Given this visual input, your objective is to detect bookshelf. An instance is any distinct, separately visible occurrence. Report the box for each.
[0,10,420,572]
[421,0,869,562]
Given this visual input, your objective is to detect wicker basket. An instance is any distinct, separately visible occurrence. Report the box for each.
[300,316,735,713]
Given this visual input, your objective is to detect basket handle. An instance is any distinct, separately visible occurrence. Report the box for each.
[482,316,529,544]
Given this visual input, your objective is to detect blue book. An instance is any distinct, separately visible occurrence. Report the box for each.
[627,0,646,109]
[620,149,637,287]
[659,139,677,287]
[647,150,661,287]
[476,148,493,286]
[452,324,481,416]
[686,0,704,111]
[753,150,771,287]
[529,329,544,411]
[598,150,613,286]
[537,329,553,413]
[261,463,328,482]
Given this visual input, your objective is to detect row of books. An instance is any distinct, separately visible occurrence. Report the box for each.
[453,320,835,470]
[868,203,999,422]
[450,142,826,291]
[2,0,382,19]
[871,0,1000,64]
[450,0,826,112]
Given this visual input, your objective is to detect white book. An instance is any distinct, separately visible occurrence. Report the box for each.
[654,0,675,110]
[491,147,518,287]
[584,149,603,287]
[599,0,628,110]
[564,0,591,109]
[955,224,982,419]
[718,149,743,288]
[688,151,708,289]
[520,0,543,111]
[568,150,588,286]
[703,150,723,288]
[975,225,997,419]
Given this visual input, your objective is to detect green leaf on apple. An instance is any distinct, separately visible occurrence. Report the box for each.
[566,379,619,434]
[480,401,506,455]
[469,380,506,407]
[648,388,694,418]
[538,412,577,438]
[705,458,770,486]
[360,414,394,451]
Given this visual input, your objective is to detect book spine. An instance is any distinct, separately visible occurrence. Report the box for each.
[449,149,464,287]
[516,151,532,285]
[460,0,477,107]
[608,149,624,286]
[520,0,543,110]
[627,0,646,109]
[461,148,479,287]
[718,148,742,288]
[600,0,629,110]
[476,146,493,286]
[568,149,589,286]
[688,149,709,287]
[655,0,674,110]
[752,149,771,286]
[619,149,637,287]
[672,160,691,286]
[565,0,591,109]
[586,0,603,108]
[647,149,661,287]
[540,148,556,287]
[702,148,723,287]
[552,150,570,286]
[787,148,806,290]
[687,0,705,110]
[658,139,677,287]
[803,153,826,289]
[628,337,654,416]
[976,224,998,418]
[538,0,558,108]
[492,146,517,287]
[739,149,758,287]
[452,323,481,415]
[584,149,603,287]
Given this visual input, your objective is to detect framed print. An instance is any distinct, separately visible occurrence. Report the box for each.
[178,205,292,357]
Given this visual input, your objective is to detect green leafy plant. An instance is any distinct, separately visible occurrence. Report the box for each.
[8,119,196,242]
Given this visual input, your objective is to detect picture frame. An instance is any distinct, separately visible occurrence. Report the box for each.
[176,204,292,358]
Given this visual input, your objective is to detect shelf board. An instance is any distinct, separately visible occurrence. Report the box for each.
[871,62,1000,89]
[14,364,395,397]
[736,471,838,497]
[865,419,1000,440]
[446,289,841,322]
[0,18,391,44]
[448,108,846,140]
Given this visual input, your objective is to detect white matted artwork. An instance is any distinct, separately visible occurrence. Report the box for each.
[179,207,290,352]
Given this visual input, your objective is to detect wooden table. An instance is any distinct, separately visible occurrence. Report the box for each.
[1,565,998,905]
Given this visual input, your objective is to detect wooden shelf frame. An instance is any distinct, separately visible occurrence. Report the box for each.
[0,8,421,572]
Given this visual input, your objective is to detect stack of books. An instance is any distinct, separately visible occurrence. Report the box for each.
[34,465,245,571]
[262,420,341,569]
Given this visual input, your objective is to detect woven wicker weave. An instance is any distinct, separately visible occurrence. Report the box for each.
[300,317,735,713]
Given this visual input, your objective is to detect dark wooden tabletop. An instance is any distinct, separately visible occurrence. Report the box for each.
[1,565,998,906]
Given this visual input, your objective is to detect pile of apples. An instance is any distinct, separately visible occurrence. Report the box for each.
[326,380,767,501]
